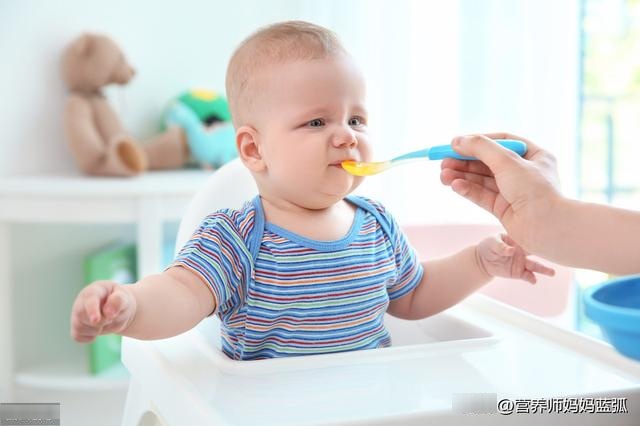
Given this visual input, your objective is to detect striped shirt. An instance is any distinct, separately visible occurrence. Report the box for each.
[173,195,423,360]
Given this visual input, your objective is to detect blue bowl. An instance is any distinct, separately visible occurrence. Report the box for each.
[584,274,640,361]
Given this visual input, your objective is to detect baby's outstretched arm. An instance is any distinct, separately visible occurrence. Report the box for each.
[70,266,214,342]
[388,235,554,320]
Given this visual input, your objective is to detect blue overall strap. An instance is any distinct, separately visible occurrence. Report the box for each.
[245,195,394,262]
[344,195,393,242]
[247,195,267,264]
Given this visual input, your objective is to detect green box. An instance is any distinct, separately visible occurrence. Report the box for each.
[83,242,137,375]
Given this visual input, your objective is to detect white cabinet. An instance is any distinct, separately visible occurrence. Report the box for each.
[0,170,209,424]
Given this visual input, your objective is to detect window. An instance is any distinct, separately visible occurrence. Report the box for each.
[576,0,640,337]
[579,0,640,209]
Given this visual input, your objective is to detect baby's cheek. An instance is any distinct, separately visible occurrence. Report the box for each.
[359,140,373,162]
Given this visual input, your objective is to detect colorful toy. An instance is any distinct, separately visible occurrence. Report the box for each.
[61,33,189,177]
[164,89,238,169]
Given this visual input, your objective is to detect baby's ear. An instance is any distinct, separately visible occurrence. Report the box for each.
[236,125,265,172]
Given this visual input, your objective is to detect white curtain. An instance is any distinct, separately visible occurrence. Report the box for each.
[297,0,579,224]
[457,0,579,199]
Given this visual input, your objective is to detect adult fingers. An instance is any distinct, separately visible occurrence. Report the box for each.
[447,178,514,220]
[441,157,494,177]
[482,132,544,160]
[440,168,499,192]
[451,135,524,174]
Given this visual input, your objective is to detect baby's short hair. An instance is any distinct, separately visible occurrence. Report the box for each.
[225,20,347,128]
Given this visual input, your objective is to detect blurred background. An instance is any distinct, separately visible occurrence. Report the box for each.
[0,0,585,222]
[0,0,638,424]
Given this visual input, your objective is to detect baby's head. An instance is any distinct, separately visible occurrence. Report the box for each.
[226,21,372,210]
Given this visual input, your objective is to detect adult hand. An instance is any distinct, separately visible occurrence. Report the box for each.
[440,132,561,250]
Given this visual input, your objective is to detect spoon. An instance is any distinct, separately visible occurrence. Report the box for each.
[341,139,527,176]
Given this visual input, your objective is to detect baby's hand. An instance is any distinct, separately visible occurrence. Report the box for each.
[70,281,137,343]
[477,234,555,284]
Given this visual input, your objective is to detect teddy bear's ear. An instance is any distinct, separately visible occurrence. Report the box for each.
[73,33,94,56]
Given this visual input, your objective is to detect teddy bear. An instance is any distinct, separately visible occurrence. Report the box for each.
[61,33,189,177]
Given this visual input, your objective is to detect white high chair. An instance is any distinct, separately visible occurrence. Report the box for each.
[121,159,640,426]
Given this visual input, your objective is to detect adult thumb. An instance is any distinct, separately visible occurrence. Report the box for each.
[451,134,521,174]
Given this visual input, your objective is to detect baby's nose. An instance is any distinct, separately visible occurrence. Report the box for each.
[332,128,358,148]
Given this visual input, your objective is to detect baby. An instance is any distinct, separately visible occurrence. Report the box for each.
[71,21,554,360]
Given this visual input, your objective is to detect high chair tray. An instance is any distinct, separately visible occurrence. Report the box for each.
[122,295,640,426]
[173,311,499,376]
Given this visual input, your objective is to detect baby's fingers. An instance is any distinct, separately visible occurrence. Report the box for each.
[83,287,108,325]
[500,234,525,254]
[490,234,515,256]
[103,290,127,321]
[71,317,102,343]
[498,241,516,257]
[522,270,537,285]
[525,259,556,277]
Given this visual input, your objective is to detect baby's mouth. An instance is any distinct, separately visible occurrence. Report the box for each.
[330,159,357,168]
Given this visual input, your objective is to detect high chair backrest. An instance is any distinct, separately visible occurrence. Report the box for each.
[174,159,258,341]
[175,159,258,252]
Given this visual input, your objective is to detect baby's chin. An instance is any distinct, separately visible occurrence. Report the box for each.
[286,188,348,210]
[310,181,363,208]
[277,175,364,210]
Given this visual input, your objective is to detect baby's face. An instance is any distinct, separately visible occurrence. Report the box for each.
[252,56,372,209]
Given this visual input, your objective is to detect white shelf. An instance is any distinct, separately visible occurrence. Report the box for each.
[0,169,211,197]
[0,170,212,224]
[14,362,129,392]
[0,170,212,402]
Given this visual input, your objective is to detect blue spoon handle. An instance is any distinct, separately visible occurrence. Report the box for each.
[427,139,527,160]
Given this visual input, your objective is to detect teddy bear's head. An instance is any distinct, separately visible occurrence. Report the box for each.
[61,33,135,92]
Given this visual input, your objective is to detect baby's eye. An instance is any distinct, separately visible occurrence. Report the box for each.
[349,116,365,127]
[307,118,325,128]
